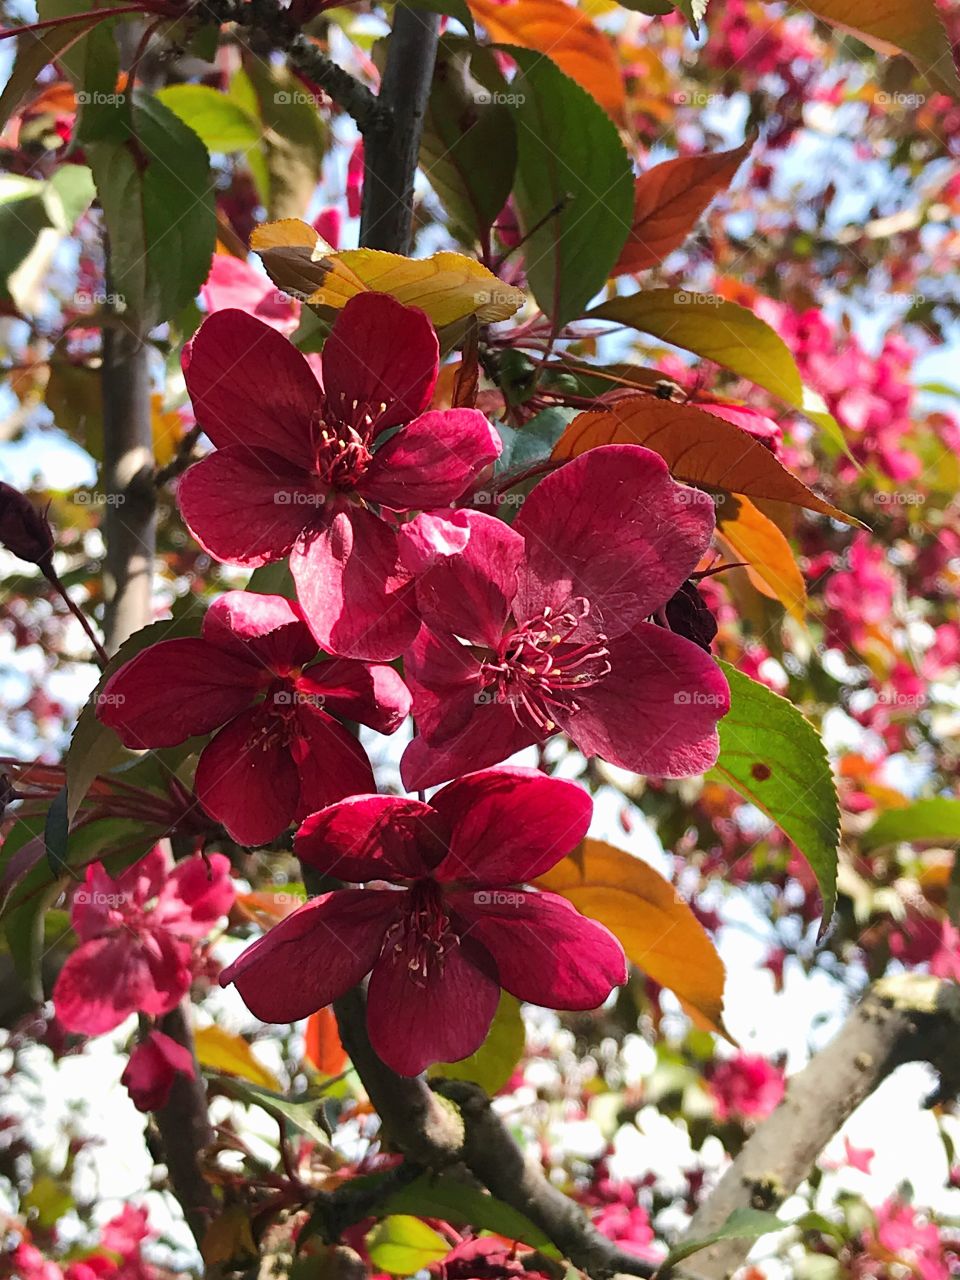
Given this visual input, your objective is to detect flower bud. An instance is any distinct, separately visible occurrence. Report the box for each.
[664,580,718,651]
[0,481,55,575]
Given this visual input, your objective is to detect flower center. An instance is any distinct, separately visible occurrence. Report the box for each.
[381,879,458,986]
[479,597,611,734]
[309,414,373,491]
[243,680,299,753]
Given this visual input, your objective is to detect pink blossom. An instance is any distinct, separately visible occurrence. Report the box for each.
[52,846,233,1036]
[400,445,729,790]
[176,295,500,660]
[200,254,299,333]
[221,767,626,1076]
[121,1030,197,1112]
[709,1053,785,1122]
[98,591,409,846]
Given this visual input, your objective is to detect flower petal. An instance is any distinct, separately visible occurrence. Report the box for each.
[560,624,729,776]
[398,510,471,573]
[289,703,377,817]
[295,794,436,882]
[99,638,259,748]
[322,293,438,435]
[53,933,191,1035]
[195,707,301,846]
[400,698,537,791]
[203,590,317,671]
[295,658,411,733]
[366,937,500,1075]
[290,507,418,661]
[183,308,318,465]
[220,888,401,1022]
[178,447,313,567]
[513,445,716,639]
[453,889,626,1009]
[154,852,235,939]
[359,409,501,510]
[413,510,524,647]
[432,767,592,885]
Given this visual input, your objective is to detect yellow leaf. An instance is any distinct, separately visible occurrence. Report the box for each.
[535,838,729,1036]
[791,0,960,96]
[469,0,626,120]
[202,1206,257,1267]
[551,396,856,525]
[251,219,525,326]
[366,1216,450,1275]
[150,393,185,468]
[717,495,807,622]
[194,1024,282,1091]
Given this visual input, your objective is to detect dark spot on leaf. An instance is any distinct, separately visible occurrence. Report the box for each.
[751,763,772,781]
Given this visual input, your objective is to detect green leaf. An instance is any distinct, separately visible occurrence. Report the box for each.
[44,786,70,878]
[420,41,515,244]
[86,90,216,329]
[383,1175,557,1254]
[156,84,261,153]
[429,992,524,1094]
[709,661,840,928]
[496,407,575,472]
[211,1077,332,1146]
[65,615,202,822]
[365,1216,450,1275]
[862,798,960,851]
[0,15,98,130]
[44,165,96,232]
[661,1207,786,1270]
[508,49,633,326]
[588,290,850,454]
[0,178,50,298]
[242,63,327,221]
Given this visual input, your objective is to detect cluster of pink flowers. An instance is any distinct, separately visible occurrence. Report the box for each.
[92,292,730,1077]
[708,1052,786,1123]
[9,1206,157,1280]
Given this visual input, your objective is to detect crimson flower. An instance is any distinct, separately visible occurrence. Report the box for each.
[97,592,410,846]
[53,846,234,1036]
[220,767,626,1076]
[176,293,501,660]
[399,444,730,790]
[121,1030,196,1112]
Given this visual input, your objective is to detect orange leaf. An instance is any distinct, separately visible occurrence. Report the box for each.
[305,1007,348,1078]
[613,142,751,276]
[552,396,857,524]
[535,838,729,1037]
[717,495,807,621]
[469,0,625,120]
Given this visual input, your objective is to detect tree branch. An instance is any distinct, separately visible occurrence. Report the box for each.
[153,1002,218,1245]
[676,975,960,1280]
[359,3,440,251]
[100,322,156,654]
[435,1081,655,1279]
